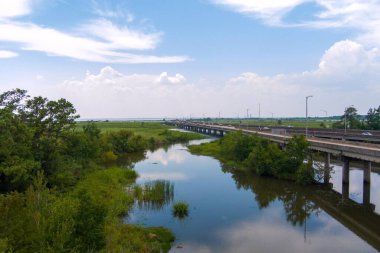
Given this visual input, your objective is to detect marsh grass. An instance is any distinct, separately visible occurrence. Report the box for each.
[135,180,174,211]
[172,201,189,219]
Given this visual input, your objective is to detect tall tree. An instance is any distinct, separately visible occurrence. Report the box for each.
[366,106,380,130]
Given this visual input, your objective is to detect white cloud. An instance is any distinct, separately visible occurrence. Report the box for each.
[212,0,306,24]
[0,20,189,63]
[211,1,380,47]
[0,0,31,18]
[0,50,18,58]
[80,19,161,51]
[156,72,186,84]
[42,40,380,119]
[0,1,189,64]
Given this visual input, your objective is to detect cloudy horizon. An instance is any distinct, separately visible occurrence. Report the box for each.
[1,0,380,118]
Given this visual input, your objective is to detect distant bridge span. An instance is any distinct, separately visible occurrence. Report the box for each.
[172,121,380,194]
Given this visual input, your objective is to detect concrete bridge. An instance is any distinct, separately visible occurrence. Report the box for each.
[173,121,380,206]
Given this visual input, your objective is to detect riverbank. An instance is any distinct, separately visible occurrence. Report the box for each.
[188,131,317,184]
[0,117,204,252]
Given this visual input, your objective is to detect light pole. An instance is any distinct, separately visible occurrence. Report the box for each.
[246,108,250,129]
[320,109,327,128]
[258,103,261,130]
[269,112,274,126]
[305,95,313,137]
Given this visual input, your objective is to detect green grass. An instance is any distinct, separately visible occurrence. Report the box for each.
[172,201,189,219]
[188,141,221,158]
[77,121,170,139]
[135,180,174,211]
[77,121,204,142]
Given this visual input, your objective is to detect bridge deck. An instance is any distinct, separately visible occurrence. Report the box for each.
[177,122,380,163]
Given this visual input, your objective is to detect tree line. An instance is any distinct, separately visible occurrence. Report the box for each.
[332,105,380,130]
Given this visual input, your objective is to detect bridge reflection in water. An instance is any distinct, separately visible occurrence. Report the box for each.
[227,167,380,252]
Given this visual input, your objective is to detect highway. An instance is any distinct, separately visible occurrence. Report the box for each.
[174,121,380,163]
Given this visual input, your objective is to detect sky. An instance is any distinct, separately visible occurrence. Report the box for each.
[1,0,380,119]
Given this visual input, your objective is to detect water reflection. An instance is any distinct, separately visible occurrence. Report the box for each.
[135,180,174,211]
[325,160,380,213]
[228,168,320,227]
[127,141,380,253]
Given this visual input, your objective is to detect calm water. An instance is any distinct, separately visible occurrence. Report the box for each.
[126,139,380,253]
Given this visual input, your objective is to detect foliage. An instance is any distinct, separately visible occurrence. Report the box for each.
[0,168,175,253]
[189,134,315,184]
[220,131,258,161]
[0,89,204,252]
[366,106,380,130]
[332,105,362,129]
[159,129,204,144]
[107,130,147,154]
[172,201,189,219]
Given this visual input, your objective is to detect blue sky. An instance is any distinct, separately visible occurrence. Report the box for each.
[1,0,380,118]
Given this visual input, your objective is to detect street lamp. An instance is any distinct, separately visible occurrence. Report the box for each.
[320,109,327,118]
[269,112,274,126]
[320,109,328,128]
[246,108,250,129]
[305,95,313,137]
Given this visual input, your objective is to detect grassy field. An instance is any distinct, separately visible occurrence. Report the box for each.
[76,121,204,143]
[77,121,172,139]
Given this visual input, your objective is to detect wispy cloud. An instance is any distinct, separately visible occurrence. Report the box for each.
[0,50,18,58]
[79,19,161,51]
[211,0,306,25]
[0,0,189,64]
[211,0,380,47]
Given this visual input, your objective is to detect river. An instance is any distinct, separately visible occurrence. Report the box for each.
[126,139,380,253]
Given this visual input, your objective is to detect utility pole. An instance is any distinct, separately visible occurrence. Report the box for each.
[258,103,261,129]
[246,108,250,129]
[269,112,274,126]
[306,95,313,137]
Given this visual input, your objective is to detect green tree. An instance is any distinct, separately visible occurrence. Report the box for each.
[366,106,380,130]
[332,106,361,129]
[0,109,39,190]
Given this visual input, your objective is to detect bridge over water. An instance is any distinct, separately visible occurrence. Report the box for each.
[172,121,380,203]
[173,121,380,251]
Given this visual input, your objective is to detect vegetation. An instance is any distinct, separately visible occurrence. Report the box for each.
[0,89,204,252]
[77,121,204,146]
[135,180,174,211]
[189,131,315,184]
[172,201,189,219]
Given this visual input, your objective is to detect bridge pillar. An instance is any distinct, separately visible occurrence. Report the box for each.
[342,156,350,185]
[324,153,331,184]
[342,183,349,200]
[364,161,371,184]
[363,182,371,206]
